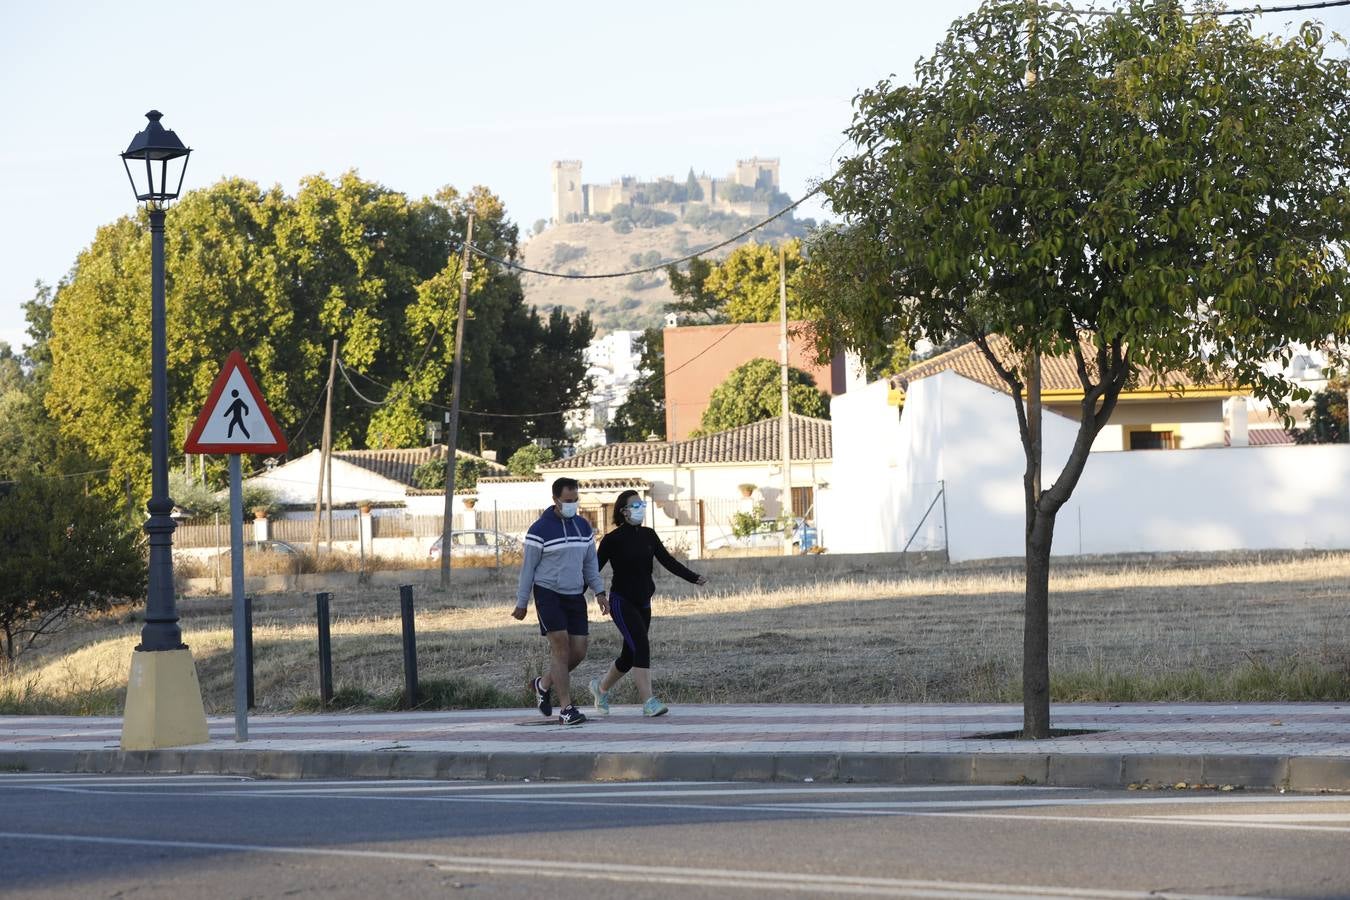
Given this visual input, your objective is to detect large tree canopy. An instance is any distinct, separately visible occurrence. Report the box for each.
[806,0,1350,736]
[696,358,829,435]
[665,240,811,324]
[43,173,592,497]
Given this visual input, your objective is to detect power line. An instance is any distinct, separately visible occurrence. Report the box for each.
[464,189,822,280]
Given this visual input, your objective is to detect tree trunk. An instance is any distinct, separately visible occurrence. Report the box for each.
[1023,512,1055,738]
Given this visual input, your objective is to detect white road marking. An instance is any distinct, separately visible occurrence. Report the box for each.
[0,830,1260,899]
[147,783,1071,798]
[923,811,1350,835]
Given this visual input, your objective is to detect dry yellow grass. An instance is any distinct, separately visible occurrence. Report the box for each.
[7,551,1349,713]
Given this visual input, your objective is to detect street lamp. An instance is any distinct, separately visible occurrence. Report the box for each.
[119,110,207,750]
[123,109,190,652]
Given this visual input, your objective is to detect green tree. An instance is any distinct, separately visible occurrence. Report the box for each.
[666,241,811,325]
[40,174,594,501]
[810,0,1350,737]
[696,358,828,435]
[706,239,809,323]
[507,443,555,476]
[1298,375,1348,444]
[0,476,145,662]
[411,454,489,490]
[664,257,724,323]
[609,328,667,441]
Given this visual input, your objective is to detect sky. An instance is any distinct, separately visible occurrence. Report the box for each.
[2,0,1347,353]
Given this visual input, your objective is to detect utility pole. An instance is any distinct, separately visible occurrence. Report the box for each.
[778,245,793,556]
[440,212,474,590]
[311,340,337,558]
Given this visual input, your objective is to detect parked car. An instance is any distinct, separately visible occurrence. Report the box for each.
[428,530,521,560]
[706,518,815,553]
[221,539,301,558]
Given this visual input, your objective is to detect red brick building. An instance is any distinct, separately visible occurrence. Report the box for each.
[662,321,846,440]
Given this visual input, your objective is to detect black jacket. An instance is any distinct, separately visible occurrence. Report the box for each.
[597,524,701,606]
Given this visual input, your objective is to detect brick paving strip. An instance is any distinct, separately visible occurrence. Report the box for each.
[1,703,1346,790]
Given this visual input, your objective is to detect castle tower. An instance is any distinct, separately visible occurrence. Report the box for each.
[734,157,780,190]
[551,160,585,223]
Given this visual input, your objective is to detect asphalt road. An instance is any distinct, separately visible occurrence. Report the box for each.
[2,774,1349,899]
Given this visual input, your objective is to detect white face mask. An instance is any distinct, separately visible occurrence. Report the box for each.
[559,501,579,519]
[625,505,646,526]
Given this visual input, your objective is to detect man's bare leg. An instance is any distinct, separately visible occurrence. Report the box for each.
[543,630,572,709]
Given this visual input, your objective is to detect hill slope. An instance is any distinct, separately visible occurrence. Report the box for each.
[519,217,805,333]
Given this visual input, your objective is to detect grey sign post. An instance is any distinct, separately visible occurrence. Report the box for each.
[183,350,289,745]
[228,454,248,741]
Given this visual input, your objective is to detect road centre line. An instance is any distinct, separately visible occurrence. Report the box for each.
[18,783,1349,830]
[105,783,1072,798]
[0,831,1259,900]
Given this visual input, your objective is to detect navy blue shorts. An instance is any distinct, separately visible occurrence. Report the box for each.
[534,585,589,636]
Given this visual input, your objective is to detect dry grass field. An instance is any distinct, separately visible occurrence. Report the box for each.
[3,551,1348,715]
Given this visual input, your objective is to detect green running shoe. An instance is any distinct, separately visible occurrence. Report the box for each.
[589,677,611,715]
[642,696,668,717]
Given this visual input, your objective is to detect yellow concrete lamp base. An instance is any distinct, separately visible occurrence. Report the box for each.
[120,648,210,750]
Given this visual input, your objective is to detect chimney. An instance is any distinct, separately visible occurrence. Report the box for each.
[1228,397,1249,447]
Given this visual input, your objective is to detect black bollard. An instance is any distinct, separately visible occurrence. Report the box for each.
[244,596,256,710]
[316,592,333,706]
[399,584,419,709]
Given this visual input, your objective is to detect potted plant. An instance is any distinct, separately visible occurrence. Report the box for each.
[462,496,478,510]
[251,506,269,520]
[357,500,374,515]
[737,483,757,498]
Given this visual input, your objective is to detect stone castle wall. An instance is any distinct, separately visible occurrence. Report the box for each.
[550,158,780,223]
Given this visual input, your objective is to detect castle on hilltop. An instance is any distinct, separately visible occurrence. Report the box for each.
[550,158,782,224]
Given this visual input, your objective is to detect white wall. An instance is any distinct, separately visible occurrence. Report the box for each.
[824,370,1350,561]
[248,450,411,505]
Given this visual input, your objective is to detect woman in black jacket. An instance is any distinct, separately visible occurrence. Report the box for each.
[590,489,706,716]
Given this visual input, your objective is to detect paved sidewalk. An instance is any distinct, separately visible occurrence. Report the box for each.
[2,702,1347,790]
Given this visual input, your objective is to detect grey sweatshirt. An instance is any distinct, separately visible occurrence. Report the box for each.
[514,507,604,608]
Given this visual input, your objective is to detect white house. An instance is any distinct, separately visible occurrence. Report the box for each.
[567,329,643,449]
[245,445,507,516]
[819,365,1350,561]
[475,415,833,553]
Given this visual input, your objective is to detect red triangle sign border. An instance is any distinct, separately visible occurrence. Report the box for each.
[183,349,289,455]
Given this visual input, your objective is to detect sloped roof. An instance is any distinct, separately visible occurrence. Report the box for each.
[542,415,832,470]
[894,336,1214,396]
[334,445,508,488]
[478,476,652,490]
[1226,428,1297,447]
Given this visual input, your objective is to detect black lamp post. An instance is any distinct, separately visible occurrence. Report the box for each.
[121,110,191,652]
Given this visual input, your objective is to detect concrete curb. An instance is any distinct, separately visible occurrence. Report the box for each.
[3,749,1347,791]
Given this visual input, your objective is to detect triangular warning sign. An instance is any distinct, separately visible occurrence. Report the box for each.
[183,350,288,455]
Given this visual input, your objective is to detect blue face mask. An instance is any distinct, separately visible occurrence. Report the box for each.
[560,501,579,519]
[625,503,646,525]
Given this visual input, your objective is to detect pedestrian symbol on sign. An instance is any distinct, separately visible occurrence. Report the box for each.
[225,389,251,439]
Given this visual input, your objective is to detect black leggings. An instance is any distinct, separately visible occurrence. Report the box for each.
[610,593,652,671]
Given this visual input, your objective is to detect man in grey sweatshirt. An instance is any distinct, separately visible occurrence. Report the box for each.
[510,477,607,725]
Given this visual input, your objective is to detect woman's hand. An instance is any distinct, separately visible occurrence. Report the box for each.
[596,592,611,615]
[696,575,708,586]
[510,606,527,620]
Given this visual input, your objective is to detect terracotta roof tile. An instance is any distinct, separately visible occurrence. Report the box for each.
[895,336,1205,395]
[478,476,651,490]
[542,415,832,470]
[334,445,508,488]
